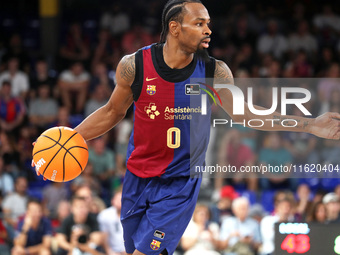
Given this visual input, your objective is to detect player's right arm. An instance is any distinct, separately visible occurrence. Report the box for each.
[74,54,136,141]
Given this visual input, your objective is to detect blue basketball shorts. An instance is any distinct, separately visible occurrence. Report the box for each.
[121,169,202,255]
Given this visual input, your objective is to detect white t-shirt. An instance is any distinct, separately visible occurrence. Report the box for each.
[260,215,279,255]
[0,71,29,97]
[59,70,90,83]
[2,193,28,221]
[97,207,125,252]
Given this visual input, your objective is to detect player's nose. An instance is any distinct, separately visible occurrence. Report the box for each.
[204,25,212,36]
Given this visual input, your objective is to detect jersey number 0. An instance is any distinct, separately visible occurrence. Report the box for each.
[167,127,181,149]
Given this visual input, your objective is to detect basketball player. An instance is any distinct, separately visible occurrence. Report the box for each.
[34,1,340,254]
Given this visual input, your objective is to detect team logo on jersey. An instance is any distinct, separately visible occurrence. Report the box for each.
[150,239,161,250]
[185,84,200,95]
[146,85,156,95]
[144,103,160,119]
[154,230,165,239]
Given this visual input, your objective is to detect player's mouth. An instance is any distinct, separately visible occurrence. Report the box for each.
[201,38,210,48]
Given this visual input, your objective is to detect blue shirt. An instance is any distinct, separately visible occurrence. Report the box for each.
[17,217,52,247]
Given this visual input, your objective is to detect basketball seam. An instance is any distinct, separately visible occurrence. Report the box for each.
[33,128,62,156]
[42,131,79,178]
[62,146,87,181]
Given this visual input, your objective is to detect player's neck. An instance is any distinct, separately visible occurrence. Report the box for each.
[163,42,194,69]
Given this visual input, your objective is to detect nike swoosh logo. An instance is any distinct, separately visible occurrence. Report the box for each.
[146,77,157,81]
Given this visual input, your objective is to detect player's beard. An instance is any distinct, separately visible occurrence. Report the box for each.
[196,48,210,62]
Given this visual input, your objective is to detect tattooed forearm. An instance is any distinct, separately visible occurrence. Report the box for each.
[273,115,309,129]
[119,54,135,82]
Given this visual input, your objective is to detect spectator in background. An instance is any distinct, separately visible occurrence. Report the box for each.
[75,185,105,215]
[288,21,317,56]
[260,198,292,255]
[0,131,21,175]
[30,58,56,98]
[306,201,327,223]
[97,188,125,255]
[71,163,101,196]
[259,132,294,190]
[100,3,130,39]
[217,129,257,191]
[58,61,90,114]
[2,176,28,239]
[89,62,115,93]
[54,107,71,128]
[2,34,30,73]
[88,136,116,188]
[287,50,313,77]
[313,5,340,33]
[85,84,109,117]
[315,47,335,76]
[0,80,25,133]
[295,184,313,220]
[42,183,69,219]
[12,199,52,255]
[257,19,288,60]
[211,185,239,224]
[28,84,58,132]
[51,200,71,233]
[0,57,29,99]
[181,204,219,255]
[219,197,261,255]
[121,23,153,54]
[0,156,14,195]
[55,196,103,255]
[59,22,91,68]
[322,192,340,223]
[0,217,9,255]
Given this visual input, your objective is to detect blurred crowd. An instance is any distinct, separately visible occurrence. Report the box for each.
[0,0,340,254]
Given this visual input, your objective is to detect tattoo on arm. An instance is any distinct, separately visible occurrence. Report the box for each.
[214,60,233,82]
[120,54,135,82]
[273,115,309,129]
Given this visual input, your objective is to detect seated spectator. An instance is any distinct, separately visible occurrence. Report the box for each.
[295,184,313,220]
[29,84,58,131]
[88,137,116,188]
[0,217,9,255]
[217,129,257,191]
[121,23,153,54]
[30,58,57,98]
[260,198,292,255]
[89,62,114,93]
[59,22,90,67]
[42,182,69,219]
[100,3,130,38]
[181,204,219,255]
[0,156,14,195]
[97,188,125,255]
[322,192,340,223]
[55,196,104,255]
[54,107,71,128]
[306,201,327,223]
[12,199,52,255]
[75,185,105,215]
[58,61,90,114]
[71,163,101,196]
[288,20,317,56]
[85,84,109,117]
[257,19,288,59]
[211,185,239,224]
[2,176,28,240]
[0,57,29,99]
[0,131,21,175]
[219,197,261,255]
[259,132,294,190]
[0,80,25,133]
[51,201,71,233]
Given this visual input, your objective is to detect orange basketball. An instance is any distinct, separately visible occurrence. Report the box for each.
[32,126,88,182]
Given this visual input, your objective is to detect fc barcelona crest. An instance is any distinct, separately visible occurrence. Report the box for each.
[147,85,156,95]
[150,239,161,250]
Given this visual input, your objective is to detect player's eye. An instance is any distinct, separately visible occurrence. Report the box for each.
[196,23,203,27]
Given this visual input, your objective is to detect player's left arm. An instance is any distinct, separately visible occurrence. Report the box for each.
[214,60,340,139]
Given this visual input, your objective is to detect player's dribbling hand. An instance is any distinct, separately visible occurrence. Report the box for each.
[31,142,47,181]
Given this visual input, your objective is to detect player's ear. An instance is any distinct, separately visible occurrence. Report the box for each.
[169,20,180,37]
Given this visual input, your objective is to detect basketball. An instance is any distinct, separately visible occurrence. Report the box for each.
[32,126,88,182]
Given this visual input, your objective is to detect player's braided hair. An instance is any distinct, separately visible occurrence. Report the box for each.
[160,0,202,43]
